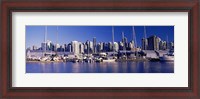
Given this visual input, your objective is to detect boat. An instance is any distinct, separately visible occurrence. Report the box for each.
[159,51,174,62]
[72,59,79,63]
[95,57,103,62]
[40,56,49,62]
[85,58,93,63]
[53,56,60,61]
[102,57,116,62]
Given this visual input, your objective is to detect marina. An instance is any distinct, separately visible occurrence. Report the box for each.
[26,26,174,73]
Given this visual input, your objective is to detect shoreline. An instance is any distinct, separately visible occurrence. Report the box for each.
[26,61,65,63]
[26,60,174,63]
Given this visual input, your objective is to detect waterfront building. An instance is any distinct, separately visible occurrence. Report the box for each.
[88,41,93,53]
[124,37,128,48]
[61,45,65,52]
[121,32,127,50]
[93,37,97,53]
[121,32,124,43]
[64,44,67,52]
[71,41,79,54]
[108,42,113,51]
[113,42,119,52]
[85,41,89,54]
[131,40,135,48]
[50,43,55,51]
[97,42,103,52]
[32,45,38,50]
[85,40,93,54]
[142,38,148,50]
[41,42,47,51]
[55,43,60,51]
[169,42,174,49]
[103,42,108,52]
[147,35,160,50]
[159,41,167,50]
[67,43,72,52]
[41,40,54,51]
[84,42,88,53]
[128,40,134,50]
[156,37,161,50]
[163,41,167,50]
[27,47,31,52]
[121,32,125,50]
[46,40,51,50]
[79,42,84,54]
[118,41,124,50]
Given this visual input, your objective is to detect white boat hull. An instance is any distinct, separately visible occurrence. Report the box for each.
[102,59,115,62]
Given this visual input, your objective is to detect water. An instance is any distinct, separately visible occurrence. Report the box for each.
[26,61,174,73]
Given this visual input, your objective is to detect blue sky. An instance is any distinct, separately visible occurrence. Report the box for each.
[26,26,174,48]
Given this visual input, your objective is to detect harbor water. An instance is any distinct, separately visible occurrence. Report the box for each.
[26,61,174,73]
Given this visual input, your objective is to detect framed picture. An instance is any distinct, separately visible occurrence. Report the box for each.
[1,0,199,98]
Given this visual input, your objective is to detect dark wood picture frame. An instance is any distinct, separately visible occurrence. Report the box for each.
[1,0,199,98]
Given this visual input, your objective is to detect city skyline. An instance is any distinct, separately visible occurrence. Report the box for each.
[26,26,174,49]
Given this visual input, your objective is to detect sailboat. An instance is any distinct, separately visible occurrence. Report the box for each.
[52,26,60,62]
[102,26,116,62]
[132,26,138,58]
[159,35,174,62]
[40,26,50,62]
[159,50,174,61]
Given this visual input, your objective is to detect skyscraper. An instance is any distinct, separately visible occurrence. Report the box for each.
[41,42,47,51]
[159,41,164,50]
[85,40,93,54]
[128,40,134,50]
[108,42,113,51]
[113,42,119,52]
[124,37,128,48]
[55,43,60,51]
[121,32,126,50]
[46,40,52,50]
[84,42,88,53]
[71,41,79,54]
[89,41,93,53]
[32,45,37,50]
[147,35,155,50]
[61,45,65,52]
[169,42,174,49]
[156,37,161,50]
[142,38,148,50]
[93,37,97,54]
[64,44,67,52]
[147,35,160,50]
[79,42,84,54]
[97,42,103,52]
[67,43,72,52]
[103,42,108,52]
[118,41,124,50]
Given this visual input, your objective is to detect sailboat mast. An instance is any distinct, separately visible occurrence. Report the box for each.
[56,26,58,53]
[143,26,147,50]
[122,32,125,50]
[45,26,47,53]
[112,26,114,52]
[132,26,137,48]
[132,26,138,57]
[144,26,147,39]
[166,35,169,49]
[56,26,58,45]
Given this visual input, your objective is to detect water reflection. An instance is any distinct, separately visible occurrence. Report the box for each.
[26,61,174,73]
